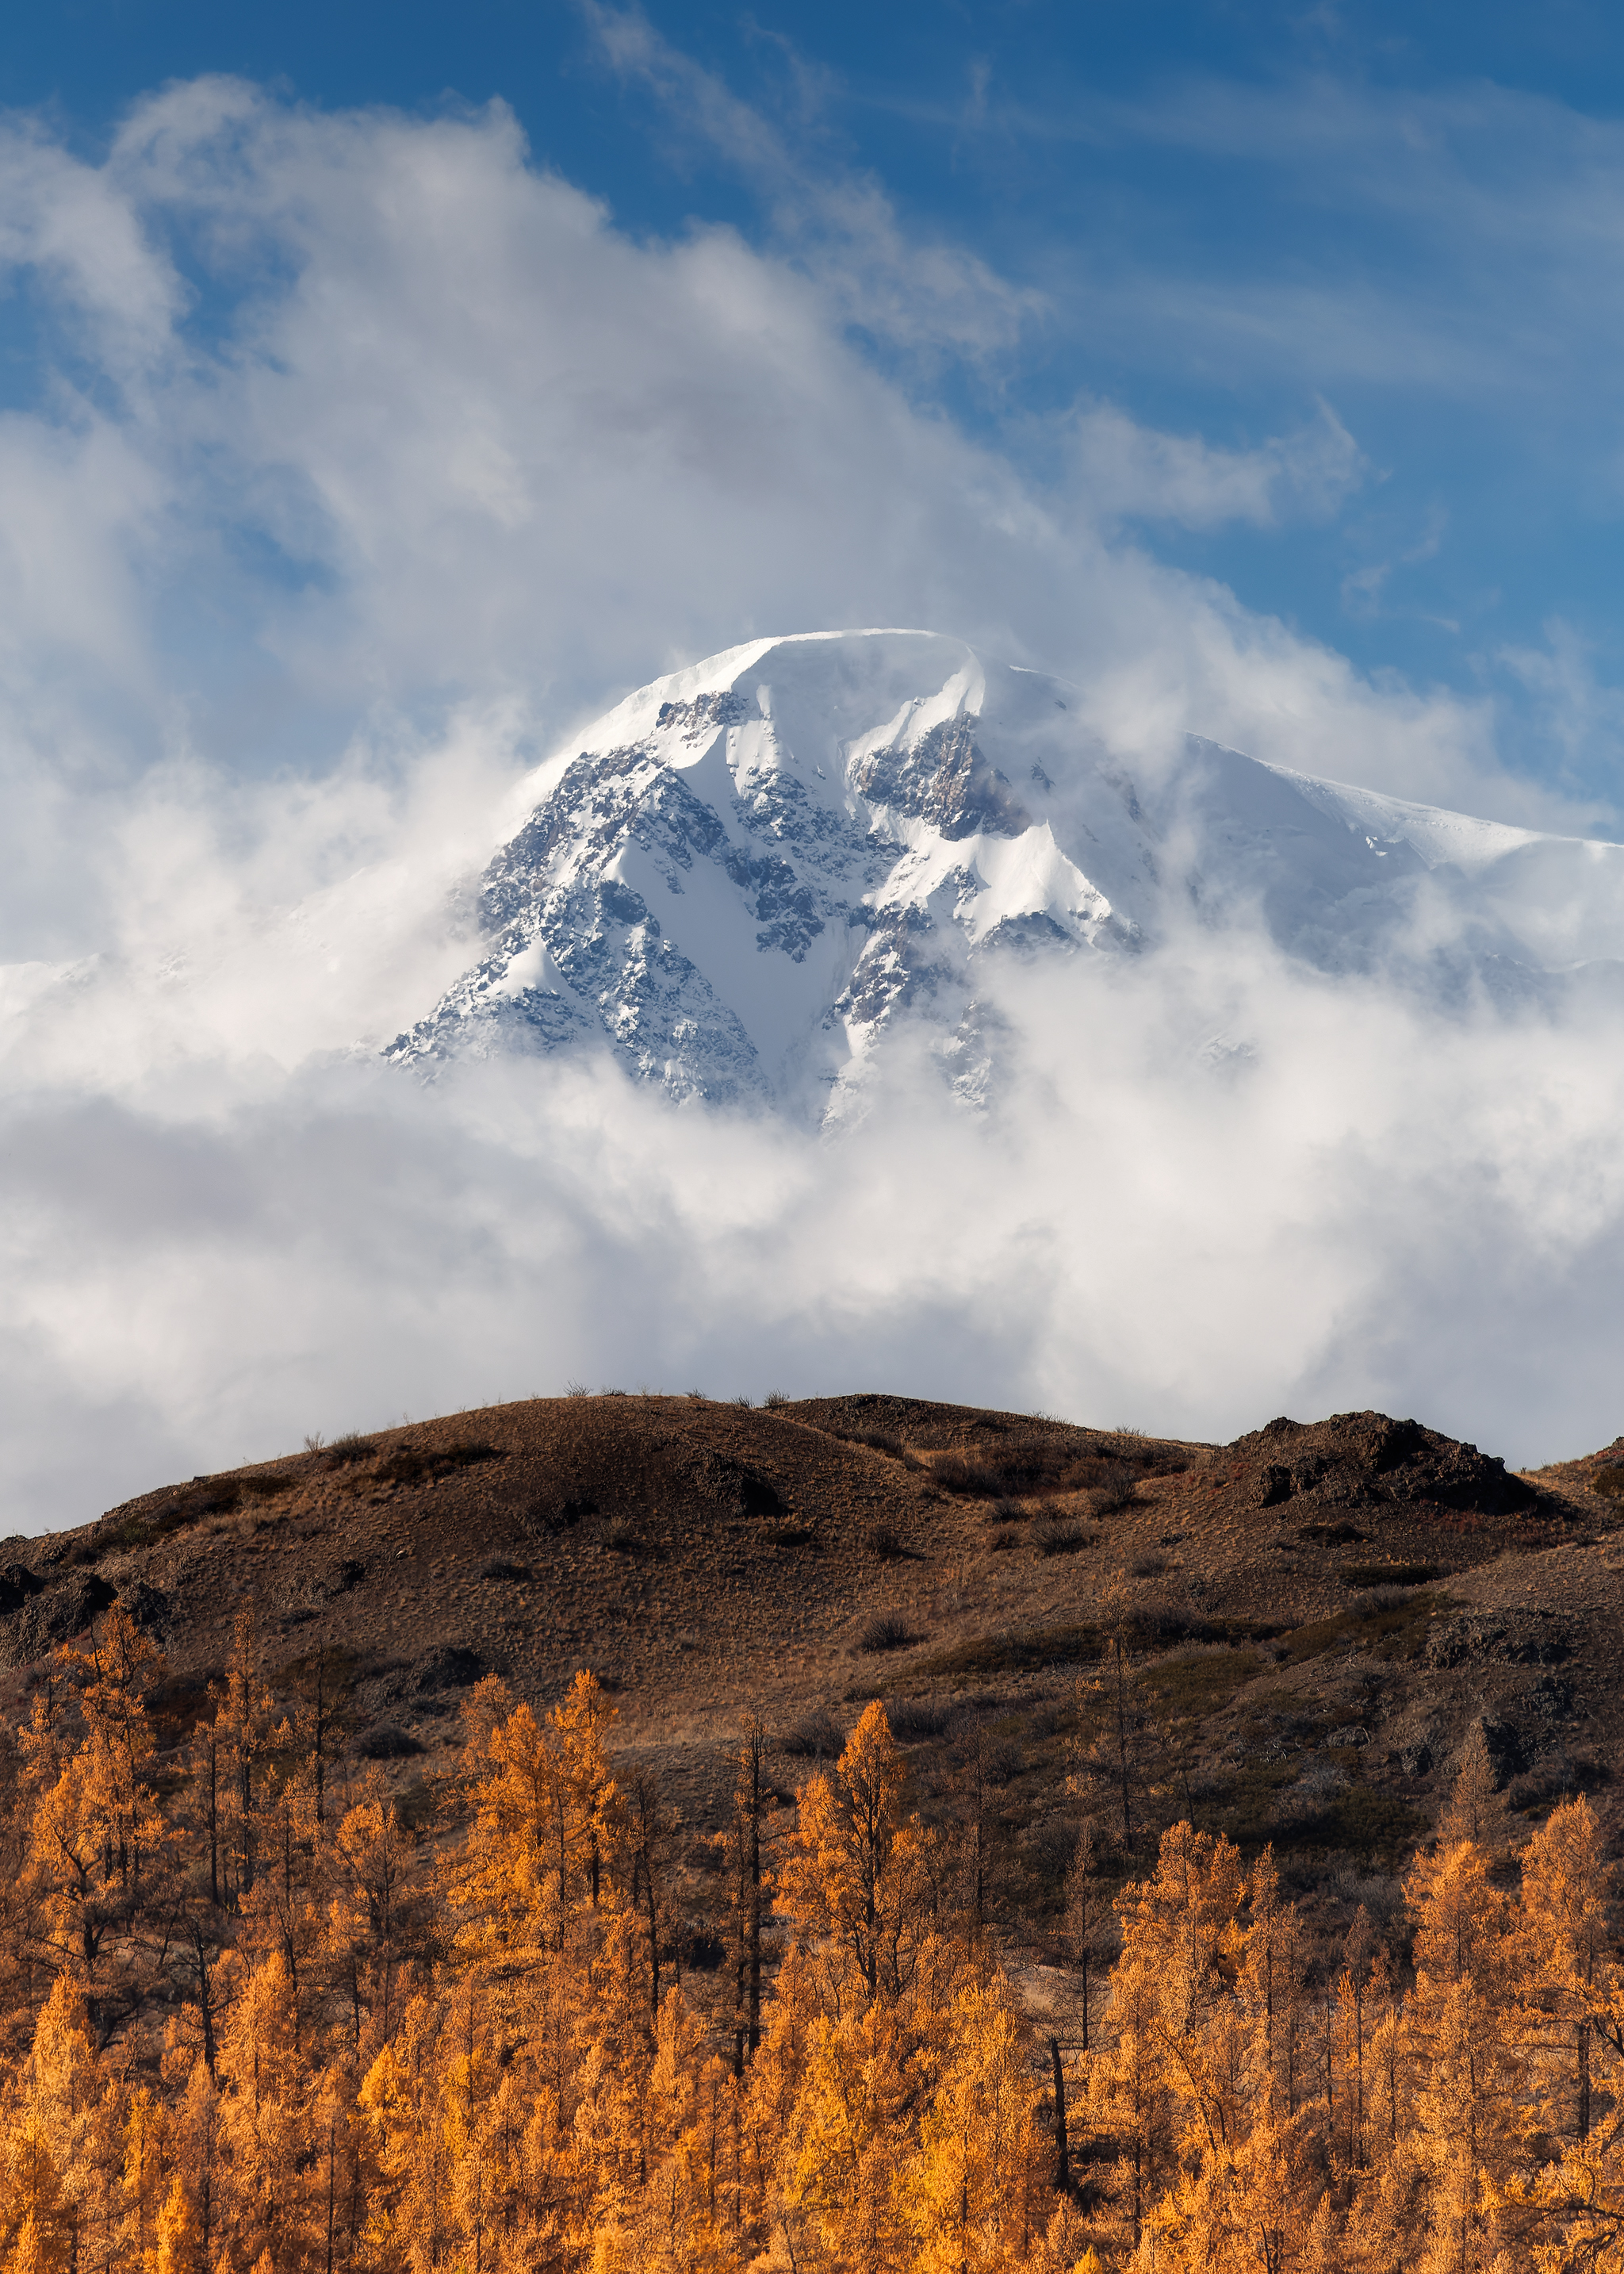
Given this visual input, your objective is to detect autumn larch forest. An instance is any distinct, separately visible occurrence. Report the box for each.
[0,1591,1621,2274]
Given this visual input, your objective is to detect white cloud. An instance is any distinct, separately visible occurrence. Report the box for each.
[583,2,1044,362]
[1065,396,1366,530]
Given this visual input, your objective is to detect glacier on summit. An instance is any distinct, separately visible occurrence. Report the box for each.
[387,629,1624,1115]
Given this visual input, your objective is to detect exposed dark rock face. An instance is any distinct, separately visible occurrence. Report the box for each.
[0,1572,117,1667]
[412,1645,485,1693]
[121,1581,171,1636]
[1231,1411,1538,1521]
[1425,1611,1572,1669]
[850,718,1031,840]
[1477,1716,1528,1784]
[354,1646,486,1720]
[682,1450,788,1520]
[0,1564,44,1615]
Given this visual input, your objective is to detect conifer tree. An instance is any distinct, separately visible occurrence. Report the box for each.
[1438,1723,1505,1850]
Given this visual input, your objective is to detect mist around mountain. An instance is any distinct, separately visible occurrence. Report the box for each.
[8,627,1624,1527]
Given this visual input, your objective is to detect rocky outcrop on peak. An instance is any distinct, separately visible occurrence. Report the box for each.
[1231,1410,1539,1524]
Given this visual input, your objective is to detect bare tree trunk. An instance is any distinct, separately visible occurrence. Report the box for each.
[1050,2037,1070,2195]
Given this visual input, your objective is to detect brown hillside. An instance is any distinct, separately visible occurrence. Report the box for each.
[2,1389,1619,1923]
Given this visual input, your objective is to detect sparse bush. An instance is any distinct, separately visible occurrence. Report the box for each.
[1089,1465,1138,1514]
[528,1496,596,1536]
[678,1924,726,1972]
[565,1379,590,1398]
[764,1524,817,1550]
[864,1525,913,1563]
[480,1558,529,1582]
[732,1393,753,1408]
[358,1726,423,1760]
[1592,1462,1624,1501]
[1339,1563,1440,1589]
[990,1529,1020,1552]
[303,1432,325,1452]
[990,1497,1027,1525]
[822,1423,925,1470]
[859,1613,914,1653]
[932,1453,1007,1497]
[1130,1552,1170,1578]
[1035,1521,1094,1557]
[374,1450,425,1486]
[443,1441,499,1467]
[886,1697,956,1742]
[322,1436,377,1471]
[605,1523,660,1558]
[781,1709,844,1758]
[764,1390,791,1409]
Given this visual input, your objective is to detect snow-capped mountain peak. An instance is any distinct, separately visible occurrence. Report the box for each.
[387,629,1624,1112]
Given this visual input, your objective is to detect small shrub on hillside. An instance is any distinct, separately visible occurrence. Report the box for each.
[764,1390,791,1409]
[1130,1551,1170,1578]
[358,1726,423,1760]
[480,1559,529,1582]
[1339,1563,1440,1589]
[886,1697,956,1742]
[605,1523,661,1558]
[859,1613,914,1653]
[240,1474,293,1500]
[1089,1465,1138,1514]
[374,1451,426,1486]
[780,1710,844,1758]
[678,1925,726,1973]
[864,1525,914,1563]
[528,1497,596,1536]
[932,1453,1008,1497]
[321,1436,377,1471]
[1035,1521,1094,1557]
[732,1393,753,1408]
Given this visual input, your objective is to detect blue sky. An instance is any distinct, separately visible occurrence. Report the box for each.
[6,2,1624,814]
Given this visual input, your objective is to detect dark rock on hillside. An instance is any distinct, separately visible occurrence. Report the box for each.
[354,1647,486,1720]
[412,1644,485,1693]
[0,1571,117,1667]
[1231,1411,1538,1521]
[121,1581,171,1636]
[1425,1611,1572,1668]
[684,1450,787,1519]
[1476,1716,1529,1784]
[0,1564,44,1615]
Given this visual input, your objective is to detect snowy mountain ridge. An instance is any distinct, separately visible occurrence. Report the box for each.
[387,629,1624,1114]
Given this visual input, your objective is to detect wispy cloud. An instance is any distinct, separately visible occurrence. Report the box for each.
[582,2,1045,362]
[1066,396,1367,530]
